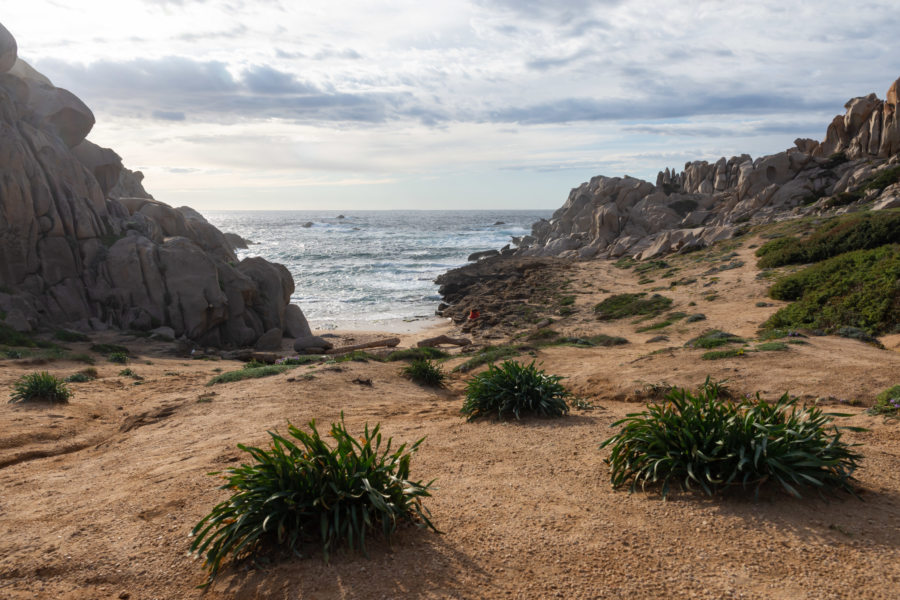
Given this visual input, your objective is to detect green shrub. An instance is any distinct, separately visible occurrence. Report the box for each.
[600,384,863,499]
[54,329,90,343]
[65,367,98,383]
[461,360,569,421]
[685,313,707,323]
[9,371,72,404]
[386,347,449,362]
[701,348,745,360]
[119,368,144,380]
[401,358,446,387]
[555,334,629,347]
[0,323,38,348]
[453,345,521,373]
[333,350,381,363]
[527,328,560,341]
[91,343,129,355]
[208,364,297,385]
[685,330,744,349]
[755,342,788,352]
[635,312,688,333]
[108,351,129,364]
[69,353,96,364]
[755,211,900,269]
[869,385,900,415]
[191,417,436,582]
[594,293,673,320]
[765,245,900,335]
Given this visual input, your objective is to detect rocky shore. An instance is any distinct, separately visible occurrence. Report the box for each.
[505,76,900,262]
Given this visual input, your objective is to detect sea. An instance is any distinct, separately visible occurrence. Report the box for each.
[204,210,553,332]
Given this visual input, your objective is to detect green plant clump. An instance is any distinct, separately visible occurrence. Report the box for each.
[594,293,673,320]
[386,347,449,362]
[208,364,297,385]
[701,348,746,360]
[108,351,129,364]
[65,367,98,383]
[119,368,144,380]
[9,371,72,404]
[190,417,436,582]
[755,342,788,352]
[600,384,863,499]
[755,211,900,269]
[765,245,900,335]
[453,345,521,373]
[556,334,629,348]
[401,358,446,387]
[461,360,570,421]
[91,343,129,355]
[54,329,90,343]
[869,385,900,416]
[685,330,744,349]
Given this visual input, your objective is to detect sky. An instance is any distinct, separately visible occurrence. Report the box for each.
[4,1,900,211]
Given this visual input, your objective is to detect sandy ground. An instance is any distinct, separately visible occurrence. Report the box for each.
[2,235,900,599]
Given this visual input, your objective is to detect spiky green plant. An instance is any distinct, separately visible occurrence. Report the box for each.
[9,371,72,404]
[461,360,570,421]
[600,385,863,499]
[401,358,446,387]
[191,416,437,583]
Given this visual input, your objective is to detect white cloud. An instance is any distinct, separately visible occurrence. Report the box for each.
[3,0,899,210]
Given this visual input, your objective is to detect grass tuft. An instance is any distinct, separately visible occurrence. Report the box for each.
[461,360,569,421]
[869,385,900,416]
[9,371,72,404]
[601,383,863,499]
[400,358,446,387]
[685,330,744,349]
[594,293,672,320]
[190,416,436,583]
[453,345,521,373]
[386,347,449,362]
[208,364,297,385]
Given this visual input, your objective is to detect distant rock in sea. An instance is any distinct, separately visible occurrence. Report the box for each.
[0,21,308,348]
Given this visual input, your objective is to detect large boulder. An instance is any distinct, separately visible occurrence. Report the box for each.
[24,81,95,148]
[0,22,303,348]
[72,140,123,196]
[284,304,312,338]
[0,23,16,73]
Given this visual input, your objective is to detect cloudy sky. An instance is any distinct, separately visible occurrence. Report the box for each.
[5,1,900,210]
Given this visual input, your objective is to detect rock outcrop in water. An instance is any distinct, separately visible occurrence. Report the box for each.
[515,76,900,260]
[0,23,304,347]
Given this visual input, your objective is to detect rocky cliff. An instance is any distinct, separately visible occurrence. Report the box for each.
[515,76,900,261]
[0,22,310,347]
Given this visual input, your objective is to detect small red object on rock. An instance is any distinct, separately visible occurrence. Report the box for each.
[468,309,480,320]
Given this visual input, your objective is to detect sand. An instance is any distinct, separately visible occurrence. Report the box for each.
[2,235,900,599]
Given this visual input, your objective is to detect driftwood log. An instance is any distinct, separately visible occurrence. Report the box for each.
[416,335,472,348]
[325,337,401,354]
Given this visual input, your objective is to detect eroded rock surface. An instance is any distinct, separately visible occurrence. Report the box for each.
[0,22,306,347]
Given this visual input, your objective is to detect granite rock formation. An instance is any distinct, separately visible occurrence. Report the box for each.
[0,23,305,347]
[516,76,900,261]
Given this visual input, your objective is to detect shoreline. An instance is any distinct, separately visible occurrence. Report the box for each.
[310,315,449,336]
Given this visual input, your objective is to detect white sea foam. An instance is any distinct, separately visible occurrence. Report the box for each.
[205,210,552,330]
